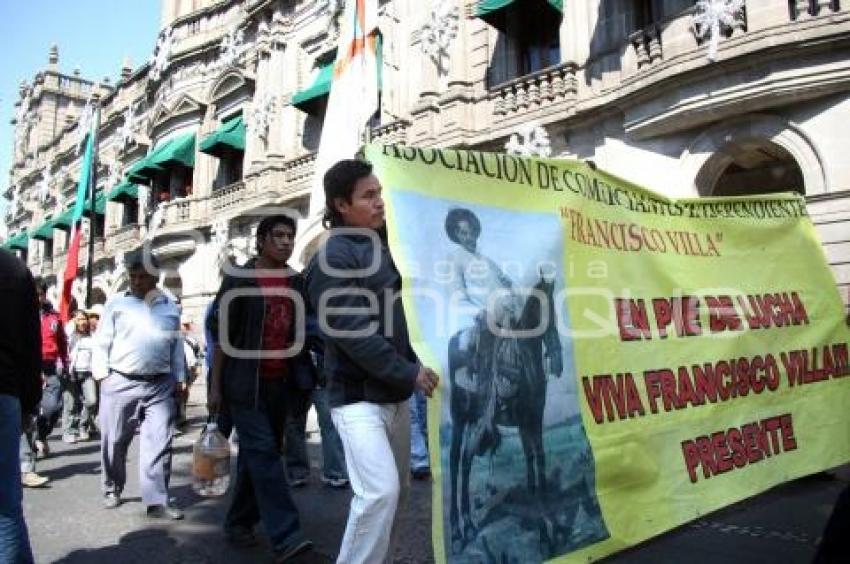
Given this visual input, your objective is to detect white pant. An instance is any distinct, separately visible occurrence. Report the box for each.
[332,400,411,564]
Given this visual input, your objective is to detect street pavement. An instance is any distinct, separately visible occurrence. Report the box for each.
[22,380,847,563]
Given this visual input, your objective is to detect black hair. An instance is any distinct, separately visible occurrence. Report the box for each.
[256,214,297,254]
[124,249,160,273]
[33,277,48,294]
[445,208,481,244]
[322,159,373,228]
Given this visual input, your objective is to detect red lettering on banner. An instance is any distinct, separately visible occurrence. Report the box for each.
[781,344,850,386]
[615,298,651,341]
[581,373,646,423]
[681,413,797,483]
[651,296,702,339]
[706,295,742,333]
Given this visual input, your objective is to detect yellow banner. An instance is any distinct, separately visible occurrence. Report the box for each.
[366,144,850,563]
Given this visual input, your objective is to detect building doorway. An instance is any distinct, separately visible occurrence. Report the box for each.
[708,139,805,197]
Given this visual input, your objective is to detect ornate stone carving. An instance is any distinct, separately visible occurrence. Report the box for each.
[38,168,53,204]
[149,26,175,82]
[219,26,246,69]
[692,0,747,62]
[75,96,95,154]
[419,0,460,77]
[504,122,552,158]
[245,94,276,142]
[106,160,122,190]
[118,103,138,151]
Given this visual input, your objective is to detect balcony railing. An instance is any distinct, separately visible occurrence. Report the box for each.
[629,24,663,71]
[163,197,194,224]
[108,224,141,255]
[371,120,411,145]
[211,181,247,213]
[490,62,578,118]
[791,0,842,19]
[283,152,317,184]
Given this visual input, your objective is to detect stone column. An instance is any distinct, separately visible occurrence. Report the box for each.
[195,103,218,198]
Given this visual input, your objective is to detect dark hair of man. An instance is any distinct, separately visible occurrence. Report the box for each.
[322,159,374,228]
[445,208,481,244]
[33,276,48,294]
[255,214,297,254]
[124,249,161,273]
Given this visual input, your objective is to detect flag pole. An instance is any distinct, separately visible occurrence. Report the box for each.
[85,106,100,308]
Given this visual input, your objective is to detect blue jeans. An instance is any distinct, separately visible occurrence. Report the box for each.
[227,379,305,552]
[36,373,62,442]
[312,387,347,480]
[283,387,348,481]
[283,388,311,481]
[0,395,35,564]
[410,389,430,472]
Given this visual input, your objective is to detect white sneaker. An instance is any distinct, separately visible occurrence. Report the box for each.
[62,434,77,444]
[21,472,49,488]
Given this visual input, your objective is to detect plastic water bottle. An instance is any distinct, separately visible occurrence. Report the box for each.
[192,422,231,497]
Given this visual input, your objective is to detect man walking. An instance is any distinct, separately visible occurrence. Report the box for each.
[207,214,313,563]
[0,248,42,563]
[31,278,68,457]
[93,251,185,519]
[306,159,439,563]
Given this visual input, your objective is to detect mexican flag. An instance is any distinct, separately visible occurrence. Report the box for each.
[59,108,99,322]
[308,0,380,217]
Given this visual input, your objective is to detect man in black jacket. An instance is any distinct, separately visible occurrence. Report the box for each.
[0,248,42,563]
[207,214,312,563]
[305,159,439,563]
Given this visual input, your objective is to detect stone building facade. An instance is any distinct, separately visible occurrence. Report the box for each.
[4,0,850,324]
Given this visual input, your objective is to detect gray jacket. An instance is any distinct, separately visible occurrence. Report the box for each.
[305,230,418,407]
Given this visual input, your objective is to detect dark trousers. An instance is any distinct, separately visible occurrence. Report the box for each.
[36,373,62,442]
[284,388,311,481]
[226,379,305,552]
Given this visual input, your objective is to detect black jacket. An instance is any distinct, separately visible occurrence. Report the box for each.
[0,249,42,413]
[207,258,313,408]
[305,230,419,408]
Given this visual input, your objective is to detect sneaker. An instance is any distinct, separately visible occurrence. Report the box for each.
[34,440,49,457]
[273,539,313,563]
[78,430,91,441]
[320,475,349,488]
[103,492,121,509]
[21,472,49,488]
[224,526,258,548]
[62,434,77,444]
[146,503,184,520]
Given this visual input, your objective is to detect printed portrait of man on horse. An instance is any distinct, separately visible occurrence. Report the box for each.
[439,206,610,562]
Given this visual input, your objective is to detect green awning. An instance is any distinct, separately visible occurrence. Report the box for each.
[127,132,196,181]
[292,64,333,115]
[475,0,563,31]
[82,190,107,217]
[107,181,139,204]
[126,158,160,184]
[31,216,57,241]
[52,207,75,231]
[6,231,29,250]
[199,116,245,157]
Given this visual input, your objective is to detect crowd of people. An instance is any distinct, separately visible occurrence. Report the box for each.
[0,158,437,564]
